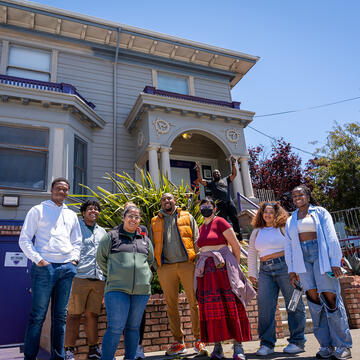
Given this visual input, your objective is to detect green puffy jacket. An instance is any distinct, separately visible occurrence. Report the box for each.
[96,224,154,295]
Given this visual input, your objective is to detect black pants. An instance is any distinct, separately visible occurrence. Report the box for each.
[216,201,242,241]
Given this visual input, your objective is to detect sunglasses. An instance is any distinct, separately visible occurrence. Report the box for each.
[264,202,278,208]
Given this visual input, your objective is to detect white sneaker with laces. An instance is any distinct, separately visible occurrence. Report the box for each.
[65,348,75,360]
[256,345,274,356]
[283,343,304,354]
[332,347,352,360]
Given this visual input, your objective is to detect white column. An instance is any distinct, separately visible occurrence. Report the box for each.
[231,156,244,196]
[147,145,160,187]
[239,156,254,198]
[160,147,172,181]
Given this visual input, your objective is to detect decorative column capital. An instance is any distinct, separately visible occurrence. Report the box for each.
[159,146,172,153]
[239,155,250,162]
[147,143,160,152]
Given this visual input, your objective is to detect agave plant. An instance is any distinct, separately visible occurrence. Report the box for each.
[71,167,203,231]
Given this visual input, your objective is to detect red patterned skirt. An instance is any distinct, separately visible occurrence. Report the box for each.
[197,258,252,343]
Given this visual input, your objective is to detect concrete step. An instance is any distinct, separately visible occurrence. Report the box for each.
[278,294,313,335]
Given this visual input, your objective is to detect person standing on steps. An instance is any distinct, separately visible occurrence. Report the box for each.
[195,157,243,241]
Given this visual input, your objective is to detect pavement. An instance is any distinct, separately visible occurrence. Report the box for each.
[1,329,359,360]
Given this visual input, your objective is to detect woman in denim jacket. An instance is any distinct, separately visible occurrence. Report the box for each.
[284,185,352,360]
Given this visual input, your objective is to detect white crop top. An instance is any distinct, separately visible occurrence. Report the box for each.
[297,215,316,233]
[254,227,285,258]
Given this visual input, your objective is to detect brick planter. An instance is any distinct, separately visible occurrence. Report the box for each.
[70,293,284,359]
[340,275,360,329]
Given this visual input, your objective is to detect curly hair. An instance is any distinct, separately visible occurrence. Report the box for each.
[251,201,288,229]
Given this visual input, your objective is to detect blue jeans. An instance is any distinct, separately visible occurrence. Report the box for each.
[299,239,352,348]
[24,262,77,360]
[258,256,306,349]
[101,291,149,360]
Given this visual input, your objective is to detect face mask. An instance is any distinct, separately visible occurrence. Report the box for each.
[200,207,214,218]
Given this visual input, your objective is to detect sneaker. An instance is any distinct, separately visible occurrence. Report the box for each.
[165,342,187,356]
[88,344,101,360]
[135,344,145,359]
[256,345,274,356]
[194,340,209,357]
[283,343,305,354]
[65,347,75,360]
[211,343,224,359]
[233,343,246,360]
[316,346,334,359]
[332,347,352,360]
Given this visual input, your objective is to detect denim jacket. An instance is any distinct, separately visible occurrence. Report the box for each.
[284,205,342,275]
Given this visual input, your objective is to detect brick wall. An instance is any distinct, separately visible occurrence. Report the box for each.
[72,293,284,359]
[340,275,360,329]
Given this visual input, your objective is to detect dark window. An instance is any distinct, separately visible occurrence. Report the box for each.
[0,125,48,190]
[73,136,87,194]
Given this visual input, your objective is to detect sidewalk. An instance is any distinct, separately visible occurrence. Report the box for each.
[1,329,359,360]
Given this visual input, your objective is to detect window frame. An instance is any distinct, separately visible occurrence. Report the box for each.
[73,135,88,195]
[0,124,49,191]
[153,70,194,95]
[5,43,53,82]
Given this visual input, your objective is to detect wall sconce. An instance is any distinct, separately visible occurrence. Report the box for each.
[181,133,192,140]
[2,195,20,207]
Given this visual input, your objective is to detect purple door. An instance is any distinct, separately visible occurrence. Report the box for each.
[0,220,31,346]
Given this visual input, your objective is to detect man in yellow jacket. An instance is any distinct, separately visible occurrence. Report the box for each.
[151,193,208,357]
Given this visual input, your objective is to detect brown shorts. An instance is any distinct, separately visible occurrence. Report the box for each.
[67,277,105,315]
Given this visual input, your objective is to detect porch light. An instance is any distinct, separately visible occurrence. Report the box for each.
[181,132,192,140]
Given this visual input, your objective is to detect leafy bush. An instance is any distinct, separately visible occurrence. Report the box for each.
[71,168,203,293]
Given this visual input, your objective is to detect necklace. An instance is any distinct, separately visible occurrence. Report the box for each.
[204,216,216,228]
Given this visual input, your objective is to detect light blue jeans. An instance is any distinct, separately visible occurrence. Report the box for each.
[299,239,352,348]
[101,291,149,360]
[258,256,306,349]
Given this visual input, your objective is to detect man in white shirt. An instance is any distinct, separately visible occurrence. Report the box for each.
[19,177,82,360]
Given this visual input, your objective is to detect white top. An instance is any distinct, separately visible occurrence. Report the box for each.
[19,200,82,264]
[297,215,316,233]
[248,227,285,279]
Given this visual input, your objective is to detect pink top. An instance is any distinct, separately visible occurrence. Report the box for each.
[197,216,232,248]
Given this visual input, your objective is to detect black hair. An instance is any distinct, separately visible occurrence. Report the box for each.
[123,205,141,217]
[292,184,319,206]
[80,200,101,214]
[200,196,215,207]
[51,177,70,189]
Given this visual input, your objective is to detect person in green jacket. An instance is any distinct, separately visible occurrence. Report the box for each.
[96,205,154,360]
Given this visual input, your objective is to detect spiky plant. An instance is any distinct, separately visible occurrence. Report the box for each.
[71,168,203,230]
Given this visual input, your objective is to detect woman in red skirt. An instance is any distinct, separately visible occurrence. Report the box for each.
[195,197,256,360]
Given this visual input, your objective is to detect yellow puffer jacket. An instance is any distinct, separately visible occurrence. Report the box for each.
[151,208,195,267]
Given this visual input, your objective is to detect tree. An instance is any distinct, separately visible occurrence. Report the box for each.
[305,122,360,211]
[248,139,306,211]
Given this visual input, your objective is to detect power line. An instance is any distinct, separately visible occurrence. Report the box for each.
[247,125,318,157]
[254,96,360,118]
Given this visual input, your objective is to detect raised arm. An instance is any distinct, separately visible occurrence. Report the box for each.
[195,161,208,186]
[228,156,237,182]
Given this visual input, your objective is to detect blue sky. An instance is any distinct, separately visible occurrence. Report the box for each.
[34,0,360,164]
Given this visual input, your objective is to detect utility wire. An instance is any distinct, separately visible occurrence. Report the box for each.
[254,96,360,118]
[247,125,317,157]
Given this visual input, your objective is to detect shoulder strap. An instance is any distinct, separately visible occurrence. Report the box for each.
[279,227,285,236]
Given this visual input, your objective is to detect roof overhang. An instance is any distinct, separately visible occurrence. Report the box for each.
[0,0,260,88]
[0,83,106,128]
[124,92,255,133]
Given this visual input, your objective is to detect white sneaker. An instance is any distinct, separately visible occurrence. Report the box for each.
[256,345,274,356]
[332,347,352,360]
[135,344,146,359]
[283,343,305,354]
[65,348,75,360]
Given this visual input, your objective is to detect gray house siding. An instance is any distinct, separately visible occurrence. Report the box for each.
[194,77,231,102]
[57,52,114,190]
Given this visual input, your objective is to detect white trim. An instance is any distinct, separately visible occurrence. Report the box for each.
[52,127,64,179]
[188,75,195,96]
[50,49,58,82]
[152,69,157,88]
[0,40,9,74]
